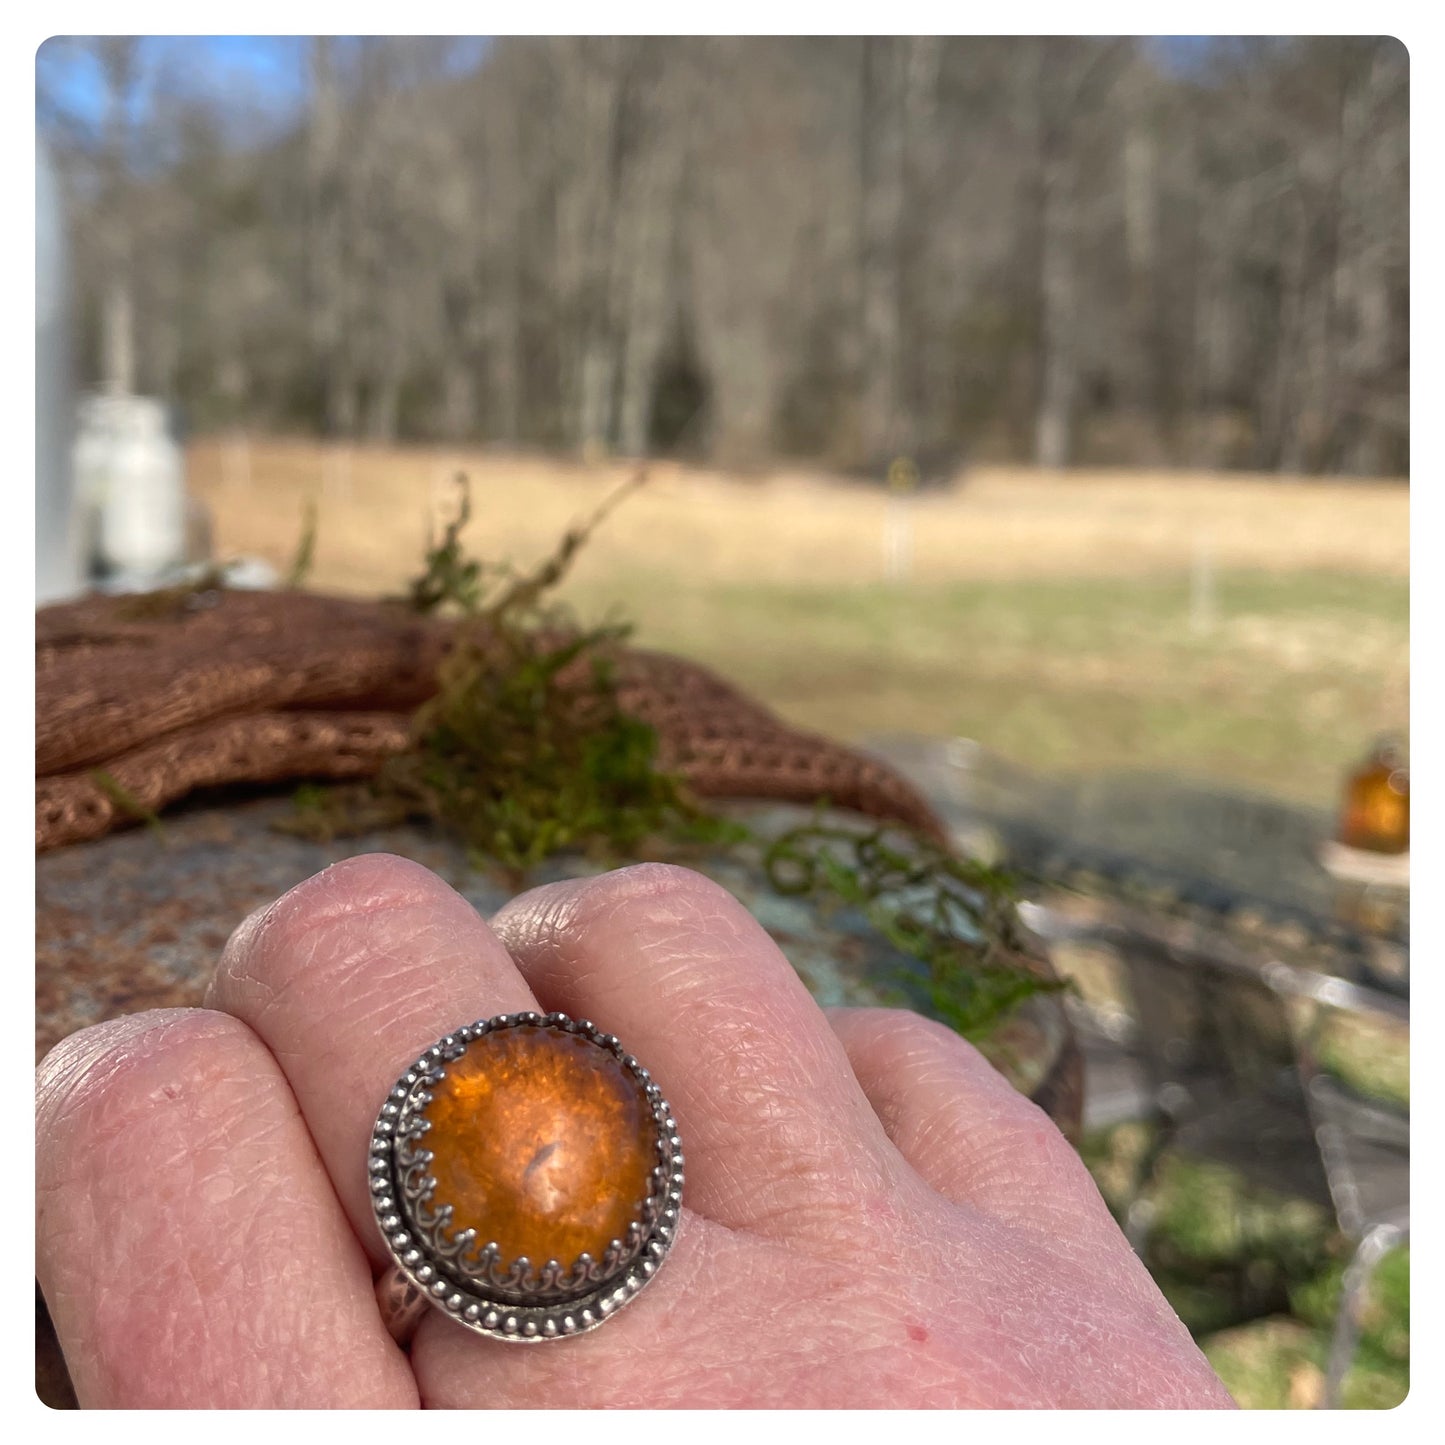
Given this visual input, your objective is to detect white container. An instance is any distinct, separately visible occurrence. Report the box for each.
[84,395,189,586]
[72,394,118,571]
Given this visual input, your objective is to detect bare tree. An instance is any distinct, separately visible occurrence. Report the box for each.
[93,38,142,395]
[38,35,1409,477]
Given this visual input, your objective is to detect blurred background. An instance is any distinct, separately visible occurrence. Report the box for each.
[36,34,1409,1408]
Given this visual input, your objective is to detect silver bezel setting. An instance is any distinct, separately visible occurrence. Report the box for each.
[370,1012,683,1343]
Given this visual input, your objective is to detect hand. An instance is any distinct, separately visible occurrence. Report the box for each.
[36,855,1234,1408]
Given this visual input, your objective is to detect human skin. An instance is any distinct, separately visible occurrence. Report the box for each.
[35,855,1235,1409]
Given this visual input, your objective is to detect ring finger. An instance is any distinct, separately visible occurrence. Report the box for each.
[205,851,540,1263]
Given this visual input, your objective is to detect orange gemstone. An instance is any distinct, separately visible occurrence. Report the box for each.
[422,1024,657,1267]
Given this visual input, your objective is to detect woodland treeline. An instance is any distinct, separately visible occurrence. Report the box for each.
[39,36,1409,476]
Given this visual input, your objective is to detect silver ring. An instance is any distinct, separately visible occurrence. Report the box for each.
[370,1012,684,1346]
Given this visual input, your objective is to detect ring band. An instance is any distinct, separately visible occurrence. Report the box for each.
[370,1012,684,1346]
[375,1264,432,1349]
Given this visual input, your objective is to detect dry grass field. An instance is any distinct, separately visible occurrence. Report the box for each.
[190,436,1409,589]
[189,437,1409,804]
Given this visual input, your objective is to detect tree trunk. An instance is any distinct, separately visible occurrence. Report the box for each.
[900,36,944,441]
[367,362,402,442]
[577,337,616,457]
[308,38,353,437]
[440,364,476,441]
[96,38,139,396]
[1035,145,1078,469]
[1122,100,1167,460]
[326,370,359,438]
[858,38,906,463]
[101,277,136,396]
[615,55,687,458]
[1333,42,1400,475]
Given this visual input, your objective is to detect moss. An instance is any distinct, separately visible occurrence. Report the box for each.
[112,564,229,620]
[280,473,729,878]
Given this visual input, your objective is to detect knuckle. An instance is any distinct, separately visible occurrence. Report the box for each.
[567,861,743,932]
[212,851,459,995]
[868,1006,966,1059]
[838,1006,989,1087]
[36,1008,261,1151]
[257,852,454,940]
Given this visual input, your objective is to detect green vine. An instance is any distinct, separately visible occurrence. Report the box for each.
[89,769,165,836]
[286,498,319,588]
[764,819,1065,1039]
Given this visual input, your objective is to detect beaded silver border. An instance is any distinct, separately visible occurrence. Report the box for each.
[370,1012,684,1343]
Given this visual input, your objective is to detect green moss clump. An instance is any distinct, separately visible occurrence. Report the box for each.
[112,564,229,620]
[281,473,723,876]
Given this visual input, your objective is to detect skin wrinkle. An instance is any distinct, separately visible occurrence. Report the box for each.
[213,853,502,1026]
[877,1180,1191,1406]
[219,910,474,1034]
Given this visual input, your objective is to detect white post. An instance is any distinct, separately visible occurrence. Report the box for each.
[430,464,460,542]
[884,494,914,581]
[223,429,252,494]
[323,444,353,504]
[883,456,918,582]
[1190,530,1216,635]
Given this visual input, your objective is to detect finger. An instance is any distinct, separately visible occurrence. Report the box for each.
[35,1009,418,1409]
[826,1007,1119,1241]
[205,852,539,1261]
[489,864,903,1242]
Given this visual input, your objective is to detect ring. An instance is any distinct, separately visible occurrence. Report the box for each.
[369,1012,684,1347]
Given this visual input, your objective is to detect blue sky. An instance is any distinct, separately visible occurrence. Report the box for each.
[35,34,1230,155]
[40,38,305,119]
[36,36,490,148]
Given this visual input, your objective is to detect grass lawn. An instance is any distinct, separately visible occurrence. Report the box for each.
[1081,1125,1409,1410]
[569,569,1407,804]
